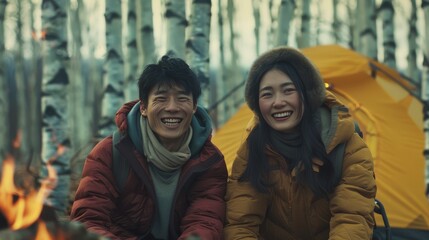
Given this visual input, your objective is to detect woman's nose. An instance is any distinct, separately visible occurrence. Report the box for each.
[273,95,286,107]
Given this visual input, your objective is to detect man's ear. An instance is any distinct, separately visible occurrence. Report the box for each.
[193,103,197,114]
[140,103,148,117]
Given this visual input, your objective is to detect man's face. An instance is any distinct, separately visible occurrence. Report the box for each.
[141,84,196,150]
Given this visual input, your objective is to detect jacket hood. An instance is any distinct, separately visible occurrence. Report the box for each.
[115,100,213,157]
[317,91,355,153]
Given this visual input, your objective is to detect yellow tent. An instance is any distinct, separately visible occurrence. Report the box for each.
[212,45,429,239]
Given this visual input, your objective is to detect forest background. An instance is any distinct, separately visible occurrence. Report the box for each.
[0,0,428,218]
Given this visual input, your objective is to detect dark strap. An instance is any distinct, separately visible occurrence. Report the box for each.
[329,142,346,186]
[112,130,129,192]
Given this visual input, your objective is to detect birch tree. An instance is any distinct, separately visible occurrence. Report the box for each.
[252,0,261,54]
[98,0,124,137]
[227,0,241,115]
[298,0,311,48]
[164,0,186,58]
[40,0,71,214]
[0,0,7,161]
[379,0,396,69]
[276,0,295,46]
[332,0,340,43]
[137,0,155,72]
[186,0,211,108]
[215,0,226,125]
[15,0,31,164]
[407,0,418,84]
[356,0,377,59]
[421,0,429,198]
[126,0,138,101]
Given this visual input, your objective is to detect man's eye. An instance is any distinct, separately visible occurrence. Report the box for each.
[155,97,166,101]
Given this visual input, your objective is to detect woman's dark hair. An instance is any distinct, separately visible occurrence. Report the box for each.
[138,55,201,105]
[240,63,336,197]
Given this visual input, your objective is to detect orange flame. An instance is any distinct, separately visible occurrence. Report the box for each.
[0,155,49,230]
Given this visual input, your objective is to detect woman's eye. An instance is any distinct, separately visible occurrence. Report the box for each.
[260,92,271,98]
[284,88,295,94]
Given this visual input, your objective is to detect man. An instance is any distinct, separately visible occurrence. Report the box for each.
[70,55,227,240]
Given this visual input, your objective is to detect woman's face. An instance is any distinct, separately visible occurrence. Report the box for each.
[258,69,304,133]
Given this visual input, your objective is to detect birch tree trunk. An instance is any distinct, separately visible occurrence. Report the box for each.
[298,0,311,48]
[421,0,429,198]
[186,0,211,108]
[15,0,31,164]
[40,0,71,215]
[227,0,241,116]
[137,0,155,72]
[0,0,8,160]
[379,0,396,69]
[407,0,418,84]
[216,0,226,125]
[126,0,138,101]
[99,0,124,137]
[276,0,295,46]
[165,0,186,58]
[357,0,377,59]
[252,0,260,54]
[332,0,339,43]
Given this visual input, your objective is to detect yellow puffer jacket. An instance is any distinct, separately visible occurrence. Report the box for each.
[224,91,376,240]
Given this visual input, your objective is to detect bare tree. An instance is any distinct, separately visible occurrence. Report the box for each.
[0,0,8,161]
[276,0,296,46]
[186,0,211,108]
[332,0,340,43]
[40,0,71,215]
[356,0,377,59]
[125,0,138,101]
[137,0,156,72]
[252,0,261,54]
[98,0,124,137]
[407,0,418,84]
[298,0,311,48]
[421,0,429,198]
[379,0,396,69]
[164,0,186,58]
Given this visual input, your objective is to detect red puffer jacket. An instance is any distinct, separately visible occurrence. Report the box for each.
[71,101,228,240]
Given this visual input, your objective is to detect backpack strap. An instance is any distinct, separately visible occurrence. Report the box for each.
[112,130,130,193]
[329,142,346,186]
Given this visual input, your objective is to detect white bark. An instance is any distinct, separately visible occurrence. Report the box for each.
[421,0,429,197]
[332,0,339,43]
[0,0,7,160]
[380,0,396,69]
[187,0,211,108]
[99,0,124,137]
[137,0,155,72]
[357,0,377,59]
[126,0,138,101]
[407,0,418,84]
[252,0,261,54]
[298,0,311,48]
[41,0,71,214]
[276,0,295,46]
[164,0,186,58]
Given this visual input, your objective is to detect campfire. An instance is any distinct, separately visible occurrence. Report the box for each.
[0,148,107,239]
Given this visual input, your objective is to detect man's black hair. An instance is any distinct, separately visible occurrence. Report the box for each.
[138,55,201,105]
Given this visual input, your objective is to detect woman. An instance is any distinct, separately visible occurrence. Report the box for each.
[224,47,376,240]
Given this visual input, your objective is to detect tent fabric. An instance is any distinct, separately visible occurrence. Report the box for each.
[212,45,429,237]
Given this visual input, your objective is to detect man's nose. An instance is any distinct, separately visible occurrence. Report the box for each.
[165,98,180,111]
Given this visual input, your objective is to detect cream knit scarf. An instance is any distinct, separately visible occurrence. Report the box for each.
[140,117,192,172]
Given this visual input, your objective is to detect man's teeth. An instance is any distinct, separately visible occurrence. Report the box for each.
[162,118,182,124]
[273,112,291,118]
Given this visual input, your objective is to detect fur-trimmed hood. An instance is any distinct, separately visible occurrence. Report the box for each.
[245,46,326,114]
